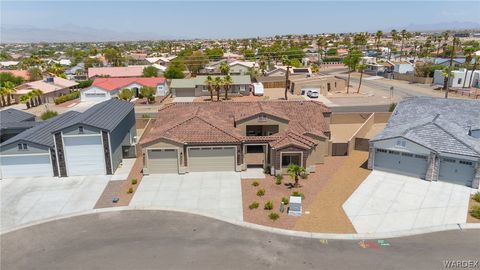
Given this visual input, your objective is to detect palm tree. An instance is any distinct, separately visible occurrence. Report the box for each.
[31,89,44,105]
[343,49,361,94]
[223,75,233,100]
[442,67,450,91]
[462,46,475,88]
[375,30,383,55]
[1,81,16,106]
[205,75,214,101]
[287,164,306,187]
[316,37,326,63]
[219,61,230,75]
[400,29,408,60]
[19,94,31,109]
[213,76,224,101]
[357,64,367,93]
[467,55,480,88]
[442,31,450,58]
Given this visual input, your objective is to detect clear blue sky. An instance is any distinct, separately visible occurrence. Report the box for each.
[2,1,480,38]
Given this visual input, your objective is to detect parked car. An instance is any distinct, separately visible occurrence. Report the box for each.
[306,89,319,98]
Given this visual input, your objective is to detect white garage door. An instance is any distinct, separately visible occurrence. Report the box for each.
[1,154,53,178]
[64,135,105,176]
[148,149,178,174]
[374,149,428,179]
[188,147,235,172]
[83,93,108,102]
[439,158,475,186]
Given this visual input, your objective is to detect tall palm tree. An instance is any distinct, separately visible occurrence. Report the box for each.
[357,64,367,93]
[19,94,31,109]
[213,76,224,101]
[343,49,361,94]
[462,46,475,88]
[400,29,408,60]
[375,30,383,56]
[442,31,450,58]
[223,75,233,100]
[467,55,480,88]
[316,37,326,63]
[205,76,214,101]
[31,89,44,105]
[1,81,16,106]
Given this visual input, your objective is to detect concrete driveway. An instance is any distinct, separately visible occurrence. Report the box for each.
[1,176,110,232]
[343,170,473,234]
[130,172,243,221]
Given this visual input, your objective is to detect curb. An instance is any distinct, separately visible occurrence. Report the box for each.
[2,207,480,240]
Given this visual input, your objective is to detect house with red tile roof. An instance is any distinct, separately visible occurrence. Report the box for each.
[140,100,332,175]
[87,65,148,78]
[80,77,168,102]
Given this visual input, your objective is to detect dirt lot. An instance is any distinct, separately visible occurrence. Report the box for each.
[241,156,348,230]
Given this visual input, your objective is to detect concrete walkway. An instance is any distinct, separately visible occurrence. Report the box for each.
[343,170,473,234]
[130,172,243,221]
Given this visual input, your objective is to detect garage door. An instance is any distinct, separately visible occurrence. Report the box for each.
[64,135,105,176]
[374,149,428,178]
[83,93,108,102]
[188,147,235,172]
[148,149,178,174]
[1,154,53,178]
[175,88,195,97]
[439,158,475,186]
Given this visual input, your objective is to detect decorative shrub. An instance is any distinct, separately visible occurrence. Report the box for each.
[249,202,259,210]
[471,205,480,219]
[40,110,58,120]
[275,175,283,181]
[269,212,279,221]
[275,178,282,185]
[264,201,273,210]
[473,192,480,203]
[127,187,133,194]
[131,178,138,185]
[54,91,80,105]
[252,180,260,187]
[264,165,271,174]
[77,79,93,88]
[256,189,265,197]
[292,191,305,199]
[281,197,289,205]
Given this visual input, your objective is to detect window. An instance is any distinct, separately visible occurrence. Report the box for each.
[396,140,406,148]
[281,154,301,167]
[388,150,400,155]
[17,143,28,150]
[459,160,473,166]
[78,126,84,134]
[457,78,462,84]
[414,155,427,160]
[376,149,387,153]
[401,153,413,157]
[442,158,456,163]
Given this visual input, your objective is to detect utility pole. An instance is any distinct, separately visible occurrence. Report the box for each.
[445,37,457,99]
[285,66,291,100]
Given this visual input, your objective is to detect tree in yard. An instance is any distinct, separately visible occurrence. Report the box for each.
[246,67,259,82]
[213,76,224,101]
[0,72,24,86]
[441,67,450,91]
[118,88,134,101]
[223,75,233,100]
[399,29,409,60]
[164,60,185,79]
[316,37,327,63]
[462,46,475,88]
[103,47,124,67]
[205,76,215,101]
[310,63,320,73]
[28,67,43,81]
[0,81,16,106]
[19,94,32,109]
[40,110,58,120]
[287,164,306,188]
[31,89,43,105]
[356,64,368,93]
[140,87,156,103]
[467,55,480,88]
[343,49,362,94]
[143,66,159,77]
[442,31,450,58]
[184,51,208,76]
[375,30,383,55]
[219,61,230,75]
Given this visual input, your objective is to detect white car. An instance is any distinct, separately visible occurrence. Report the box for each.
[306,90,319,98]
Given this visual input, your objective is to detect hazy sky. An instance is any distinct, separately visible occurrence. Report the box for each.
[2,1,480,38]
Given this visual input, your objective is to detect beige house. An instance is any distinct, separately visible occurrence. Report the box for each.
[140,100,332,175]
[170,75,252,98]
[289,75,345,96]
[13,76,78,104]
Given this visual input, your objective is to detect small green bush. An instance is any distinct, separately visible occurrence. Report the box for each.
[473,192,480,203]
[275,174,283,181]
[256,189,265,197]
[54,91,80,105]
[131,178,138,185]
[77,79,93,88]
[127,187,133,194]
[269,212,279,221]
[281,197,289,205]
[264,201,273,210]
[471,205,480,219]
[249,202,259,210]
[275,178,282,185]
[292,191,305,199]
[252,180,260,187]
[40,110,58,120]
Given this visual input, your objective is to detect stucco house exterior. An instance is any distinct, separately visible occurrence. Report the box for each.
[433,69,480,88]
[368,97,480,188]
[0,99,136,178]
[80,77,168,102]
[393,62,414,74]
[13,76,78,104]
[140,100,332,175]
[170,75,251,98]
[0,109,37,143]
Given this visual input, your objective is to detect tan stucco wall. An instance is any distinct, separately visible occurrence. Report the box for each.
[236,115,288,135]
[305,138,328,166]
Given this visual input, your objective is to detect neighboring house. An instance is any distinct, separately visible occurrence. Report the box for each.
[145,56,176,66]
[81,77,168,102]
[289,75,345,96]
[222,52,243,60]
[13,77,78,104]
[0,70,30,81]
[290,68,312,76]
[393,62,414,74]
[170,75,251,98]
[87,66,147,78]
[0,99,136,178]
[0,61,20,69]
[0,109,37,142]
[229,61,256,75]
[264,66,288,77]
[65,63,87,81]
[433,69,480,88]
[140,100,332,175]
[368,97,480,188]
[432,58,471,67]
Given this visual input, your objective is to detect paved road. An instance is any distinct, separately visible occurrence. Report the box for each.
[2,210,479,270]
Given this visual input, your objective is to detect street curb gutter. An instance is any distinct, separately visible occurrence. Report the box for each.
[2,207,480,240]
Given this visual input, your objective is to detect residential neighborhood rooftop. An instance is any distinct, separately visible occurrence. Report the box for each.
[91,77,166,92]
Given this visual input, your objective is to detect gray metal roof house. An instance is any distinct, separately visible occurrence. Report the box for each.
[0,99,136,178]
[368,97,480,188]
[0,108,37,142]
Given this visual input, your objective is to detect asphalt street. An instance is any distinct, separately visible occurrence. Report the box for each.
[1,210,479,270]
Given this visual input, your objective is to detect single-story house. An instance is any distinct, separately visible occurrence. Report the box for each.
[0,109,37,142]
[170,75,251,98]
[229,61,256,75]
[87,65,148,78]
[289,75,345,96]
[13,77,78,104]
[368,97,480,188]
[139,100,332,175]
[65,63,87,81]
[81,77,168,102]
[433,69,480,88]
[0,99,136,178]
[393,62,415,74]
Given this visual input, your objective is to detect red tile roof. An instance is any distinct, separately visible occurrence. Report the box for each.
[0,70,30,80]
[141,100,331,149]
[91,77,166,92]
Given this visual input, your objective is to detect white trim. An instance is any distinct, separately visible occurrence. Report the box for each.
[0,152,51,157]
[280,151,304,171]
[61,133,102,138]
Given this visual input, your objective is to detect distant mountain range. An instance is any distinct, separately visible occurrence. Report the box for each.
[1,21,480,43]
